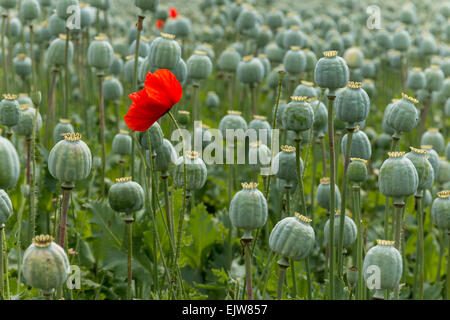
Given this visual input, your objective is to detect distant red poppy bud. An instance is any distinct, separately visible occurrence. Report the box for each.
[124,69,183,132]
[156,19,164,29]
[169,7,178,18]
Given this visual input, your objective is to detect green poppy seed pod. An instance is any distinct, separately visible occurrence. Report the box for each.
[381,100,396,135]
[431,191,450,230]
[211,25,224,40]
[206,92,220,109]
[87,35,114,71]
[6,17,21,38]
[304,49,317,73]
[438,159,450,184]
[272,100,287,126]
[56,0,79,19]
[256,54,271,77]
[424,189,432,207]
[421,145,440,177]
[420,34,437,56]
[272,145,300,183]
[346,155,369,182]
[108,177,144,214]
[248,141,271,174]
[124,55,143,83]
[267,9,284,31]
[0,94,21,127]
[316,177,341,210]
[0,0,17,9]
[264,42,284,65]
[386,93,419,136]
[405,147,435,191]
[22,235,70,295]
[187,51,212,81]
[361,60,376,79]
[13,54,31,78]
[218,48,241,72]
[347,266,358,288]
[379,152,419,204]
[363,240,402,299]
[285,13,302,28]
[283,26,305,49]
[0,135,20,189]
[275,28,287,48]
[48,133,92,188]
[343,47,364,69]
[293,81,317,98]
[48,13,67,37]
[229,182,268,239]
[341,126,372,160]
[171,58,187,86]
[315,50,349,91]
[108,54,123,76]
[53,119,74,143]
[128,37,149,58]
[235,6,256,33]
[20,0,40,22]
[173,151,207,191]
[269,213,315,262]
[46,35,74,67]
[173,17,192,39]
[80,4,94,28]
[375,133,393,150]
[421,128,444,154]
[392,29,411,52]
[362,80,376,99]
[149,33,181,70]
[134,0,158,12]
[153,139,177,172]
[112,130,132,156]
[176,110,190,127]
[425,65,444,92]
[276,177,297,193]
[446,143,450,161]
[103,76,123,101]
[406,67,426,91]
[283,46,306,76]
[237,55,264,84]
[335,82,370,127]
[219,111,247,137]
[12,105,42,137]
[281,96,314,133]
[310,98,328,137]
[248,115,271,143]
[0,189,12,225]
[324,211,357,248]
[138,122,163,150]
[256,26,272,49]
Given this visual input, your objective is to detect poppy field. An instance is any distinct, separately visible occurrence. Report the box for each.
[0,0,449,301]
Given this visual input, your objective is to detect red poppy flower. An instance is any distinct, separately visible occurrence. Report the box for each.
[124,69,182,132]
[169,7,178,18]
[155,19,164,29]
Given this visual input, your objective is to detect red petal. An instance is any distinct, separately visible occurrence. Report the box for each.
[169,7,178,18]
[144,69,182,109]
[128,87,151,105]
[124,103,163,132]
[156,19,164,29]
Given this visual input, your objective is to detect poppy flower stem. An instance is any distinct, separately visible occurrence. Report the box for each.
[98,73,106,198]
[192,83,199,122]
[1,14,7,92]
[64,27,70,118]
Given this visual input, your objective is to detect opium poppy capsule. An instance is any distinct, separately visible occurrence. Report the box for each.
[421,145,440,177]
[310,97,328,137]
[108,177,144,214]
[303,49,317,73]
[48,13,66,37]
[281,96,314,133]
[293,81,317,98]
[87,34,114,71]
[431,190,450,230]
[392,29,411,52]
[173,16,192,39]
[22,235,70,296]
[283,26,305,49]
[266,9,284,31]
[264,42,284,65]
[112,130,132,157]
[437,158,450,185]
[424,65,444,92]
[148,32,181,70]
[237,55,264,85]
[335,82,370,128]
[138,122,164,150]
[206,92,220,110]
[316,177,341,211]
[229,182,268,240]
[235,5,256,34]
[13,54,32,78]
[187,50,213,81]
[0,94,21,128]
[421,128,445,154]
[46,34,74,68]
[283,46,306,76]
[20,0,41,22]
[56,0,79,20]
[152,139,177,173]
[172,58,187,86]
[173,151,207,191]
[0,134,20,190]
[256,26,272,49]
[347,158,368,183]
[248,115,271,143]
[103,76,124,101]
[343,47,364,69]
[48,133,92,188]
[53,119,74,143]
[379,152,419,205]
[271,145,299,183]
[0,189,12,225]
[386,93,419,137]
[248,141,271,174]
[324,211,357,248]
[0,0,17,9]
[218,110,247,137]
[218,48,241,73]
[314,50,349,92]
[134,0,159,12]
[256,53,271,77]
[12,104,42,138]
[405,147,434,191]
[406,68,426,91]
[108,54,124,76]
[363,240,402,300]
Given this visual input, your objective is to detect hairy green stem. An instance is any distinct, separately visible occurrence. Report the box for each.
[98,73,106,197]
[353,185,363,299]
[125,215,134,300]
[58,186,73,249]
[1,227,9,300]
[277,264,288,300]
[1,14,7,92]
[243,239,253,300]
